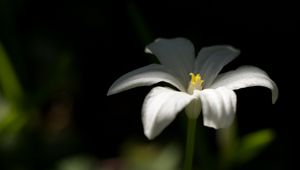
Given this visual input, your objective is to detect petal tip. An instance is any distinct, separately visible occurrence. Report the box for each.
[144,133,155,140]
[223,45,241,57]
[107,86,118,96]
[272,95,278,104]
[204,121,230,130]
[106,90,113,96]
[228,45,240,52]
[203,121,219,129]
[143,127,157,140]
[144,47,152,54]
[271,81,279,104]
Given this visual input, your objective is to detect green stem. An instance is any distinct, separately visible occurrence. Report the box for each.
[217,120,238,170]
[184,118,197,170]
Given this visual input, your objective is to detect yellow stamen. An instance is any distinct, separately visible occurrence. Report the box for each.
[188,73,204,94]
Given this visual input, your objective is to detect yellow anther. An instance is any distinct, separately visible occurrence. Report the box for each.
[189,73,204,86]
[188,73,204,94]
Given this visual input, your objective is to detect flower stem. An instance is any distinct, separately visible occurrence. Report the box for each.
[217,120,238,170]
[184,118,197,170]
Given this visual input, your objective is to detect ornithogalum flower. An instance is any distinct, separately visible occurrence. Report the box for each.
[107,38,278,140]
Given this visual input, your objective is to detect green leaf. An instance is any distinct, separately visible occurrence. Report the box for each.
[0,43,24,101]
[235,129,275,165]
[57,156,93,170]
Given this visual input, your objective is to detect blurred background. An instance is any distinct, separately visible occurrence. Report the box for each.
[0,0,298,169]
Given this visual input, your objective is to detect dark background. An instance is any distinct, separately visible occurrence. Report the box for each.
[0,0,298,169]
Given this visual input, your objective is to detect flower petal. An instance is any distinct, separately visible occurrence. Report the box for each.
[194,45,240,88]
[145,38,195,86]
[107,64,186,96]
[199,87,237,129]
[142,87,195,139]
[210,66,278,103]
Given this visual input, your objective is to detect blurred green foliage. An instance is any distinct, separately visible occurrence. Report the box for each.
[235,129,274,165]
[217,121,275,170]
[122,141,181,170]
[0,43,23,101]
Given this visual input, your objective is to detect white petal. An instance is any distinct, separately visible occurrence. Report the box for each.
[210,66,278,103]
[194,45,240,88]
[145,38,195,86]
[107,64,186,95]
[199,87,237,129]
[142,87,195,139]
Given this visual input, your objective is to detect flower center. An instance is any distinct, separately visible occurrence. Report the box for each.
[188,73,204,94]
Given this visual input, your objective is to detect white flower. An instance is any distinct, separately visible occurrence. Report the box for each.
[107,38,278,140]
